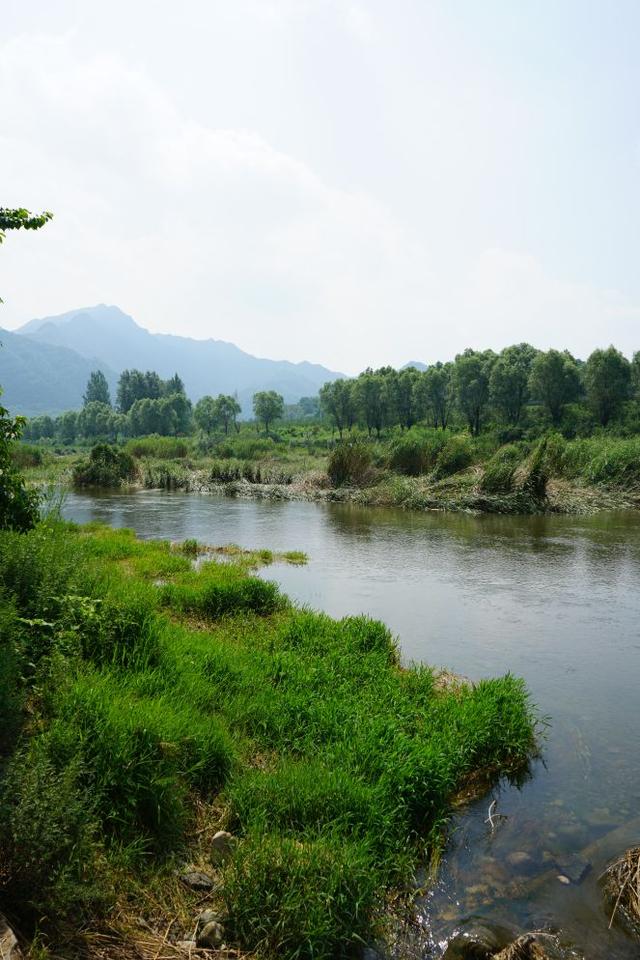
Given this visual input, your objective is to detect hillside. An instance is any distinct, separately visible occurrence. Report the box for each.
[0,327,118,416]
[16,305,343,413]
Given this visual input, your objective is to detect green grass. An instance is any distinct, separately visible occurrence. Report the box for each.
[0,521,536,957]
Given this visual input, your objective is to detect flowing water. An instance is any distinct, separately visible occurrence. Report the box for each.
[63,490,640,958]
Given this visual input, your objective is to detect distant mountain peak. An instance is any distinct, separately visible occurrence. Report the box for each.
[401,360,428,372]
[7,304,344,416]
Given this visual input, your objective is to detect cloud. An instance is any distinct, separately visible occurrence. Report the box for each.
[1,28,639,371]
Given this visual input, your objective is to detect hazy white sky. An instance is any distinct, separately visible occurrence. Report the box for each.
[2,0,640,373]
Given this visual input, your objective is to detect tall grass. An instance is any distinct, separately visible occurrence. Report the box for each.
[0,522,536,955]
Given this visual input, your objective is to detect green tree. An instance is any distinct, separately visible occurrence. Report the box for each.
[83,370,111,407]
[394,369,419,429]
[489,343,538,424]
[214,395,241,435]
[631,351,640,399]
[0,207,53,302]
[55,410,78,444]
[194,395,218,435]
[414,362,453,429]
[319,380,355,437]
[0,393,39,530]
[164,373,186,396]
[117,370,163,413]
[77,401,114,439]
[354,372,387,437]
[453,349,496,436]
[23,415,55,441]
[584,346,631,426]
[528,350,581,426]
[253,391,284,435]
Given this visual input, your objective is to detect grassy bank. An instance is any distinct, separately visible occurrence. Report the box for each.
[0,521,536,959]
[20,429,640,514]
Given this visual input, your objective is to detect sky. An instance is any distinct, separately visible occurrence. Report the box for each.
[2,0,640,374]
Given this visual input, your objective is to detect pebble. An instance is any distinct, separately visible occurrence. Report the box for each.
[557,874,571,884]
[197,909,220,929]
[180,870,216,891]
[211,830,235,864]
[506,850,533,867]
[197,920,225,948]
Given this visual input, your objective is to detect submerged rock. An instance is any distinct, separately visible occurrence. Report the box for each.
[443,917,515,958]
[493,932,568,959]
[0,915,22,960]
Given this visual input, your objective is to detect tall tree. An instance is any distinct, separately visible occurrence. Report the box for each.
[83,370,111,407]
[319,380,354,437]
[584,346,631,426]
[164,373,186,396]
[194,395,218,435]
[394,368,419,429]
[489,343,538,424]
[354,372,387,437]
[253,391,284,435]
[528,350,581,425]
[414,362,453,429]
[453,349,496,436]
[117,369,164,413]
[214,395,241,435]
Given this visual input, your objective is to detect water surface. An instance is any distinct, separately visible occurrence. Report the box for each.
[64,491,640,958]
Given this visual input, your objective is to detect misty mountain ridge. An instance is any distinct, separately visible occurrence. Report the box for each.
[3,305,344,416]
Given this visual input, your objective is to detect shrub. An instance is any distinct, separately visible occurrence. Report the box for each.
[11,443,44,469]
[327,440,373,487]
[433,435,473,478]
[479,444,523,493]
[0,601,26,753]
[73,444,137,488]
[388,436,428,476]
[125,435,190,459]
[0,738,103,920]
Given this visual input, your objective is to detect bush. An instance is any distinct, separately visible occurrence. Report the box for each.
[0,601,26,753]
[73,444,137,488]
[388,436,429,476]
[161,570,283,619]
[0,738,103,920]
[11,443,44,469]
[327,440,373,487]
[125,435,190,459]
[433,435,473,478]
[479,444,523,493]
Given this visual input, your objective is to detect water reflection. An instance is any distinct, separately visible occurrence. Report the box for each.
[63,492,640,958]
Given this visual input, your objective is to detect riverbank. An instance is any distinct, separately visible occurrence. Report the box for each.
[0,520,536,959]
[22,432,640,516]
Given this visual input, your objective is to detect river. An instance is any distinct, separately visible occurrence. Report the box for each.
[63,490,640,959]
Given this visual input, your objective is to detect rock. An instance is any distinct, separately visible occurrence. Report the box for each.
[176,941,197,952]
[211,830,235,864]
[196,909,221,929]
[0,915,22,960]
[180,869,216,891]
[556,874,571,885]
[443,917,516,959]
[196,920,224,948]
[555,854,591,885]
[506,850,533,867]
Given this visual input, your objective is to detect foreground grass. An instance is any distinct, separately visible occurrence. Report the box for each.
[0,521,535,958]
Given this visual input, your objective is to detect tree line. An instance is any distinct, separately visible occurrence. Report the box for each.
[23,368,287,442]
[320,345,640,437]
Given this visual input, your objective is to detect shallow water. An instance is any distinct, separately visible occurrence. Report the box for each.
[63,491,640,958]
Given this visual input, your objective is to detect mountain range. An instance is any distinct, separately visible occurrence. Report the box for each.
[0,305,344,416]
